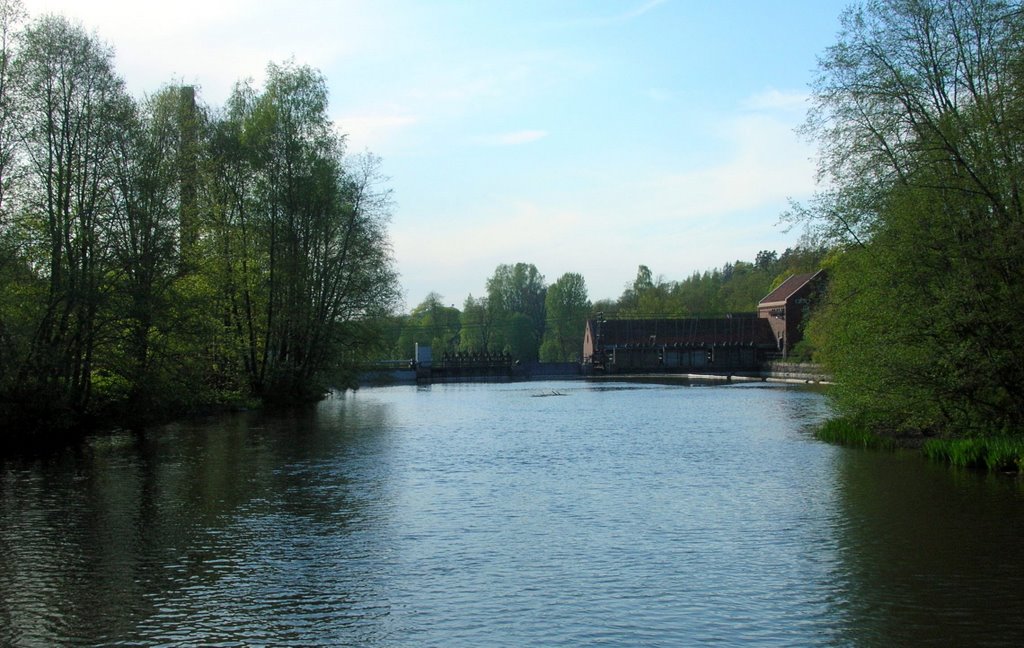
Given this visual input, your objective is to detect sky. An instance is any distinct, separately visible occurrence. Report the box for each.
[22,0,851,310]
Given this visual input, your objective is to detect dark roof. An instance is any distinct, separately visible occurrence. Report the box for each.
[758,271,822,307]
[589,317,777,348]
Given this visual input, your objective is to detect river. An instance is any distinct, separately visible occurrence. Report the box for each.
[1,380,1023,646]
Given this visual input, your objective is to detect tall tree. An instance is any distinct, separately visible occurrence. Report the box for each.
[460,294,497,353]
[176,85,201,271]
[206,79,261,396]
[105,85,197,410]
[801,0,1024,436]
[486,262,546,360]
[0,0,22,220]
[12,15,133,416]
[540,272,590,362]
[618,264,680,316]
[396,292,460,357]
[0,0,26,401]
[207,62,398,401]
[0,13,401,435]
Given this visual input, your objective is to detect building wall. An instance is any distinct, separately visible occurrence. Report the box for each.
[757,281,820,356]
[784,295,805,355]
[584,316,780,371]
[758,305,786,352]
[583,321,596,360]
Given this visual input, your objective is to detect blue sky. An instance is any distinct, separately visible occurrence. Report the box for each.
[24,0,850,309]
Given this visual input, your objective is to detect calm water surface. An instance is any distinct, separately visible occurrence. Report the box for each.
[2,380,1023,646]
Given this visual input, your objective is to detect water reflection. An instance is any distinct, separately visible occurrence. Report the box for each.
[0,398,399,645]
[2,383,1024,646]
[831,450,1024,646]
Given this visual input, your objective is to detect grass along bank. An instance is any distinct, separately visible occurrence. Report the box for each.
[814,418,898,451]
[815,417,1024,474]
[922,437,1024,473]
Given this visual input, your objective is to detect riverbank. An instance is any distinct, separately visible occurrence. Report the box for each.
[815,416,1024,474]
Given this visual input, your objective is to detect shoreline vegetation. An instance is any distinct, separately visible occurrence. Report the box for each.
[815,417,1024,474]
[0,6,400,445]
[794,0,1024,471]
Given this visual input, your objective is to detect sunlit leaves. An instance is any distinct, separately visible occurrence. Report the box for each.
[804,0,1024,437]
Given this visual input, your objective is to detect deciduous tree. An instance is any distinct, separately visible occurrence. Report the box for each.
[801,0,1024,436]
[12,15,132,416]
[540,272,590,362]
[486,262,546,360]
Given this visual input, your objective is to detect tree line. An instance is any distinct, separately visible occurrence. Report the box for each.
[378,246,824,364]
[0,4,399,437]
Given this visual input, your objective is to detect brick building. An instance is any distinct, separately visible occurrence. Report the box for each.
[756,270,825,357]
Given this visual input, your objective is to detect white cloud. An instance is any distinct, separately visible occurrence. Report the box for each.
[565,0,669,27]
[646,87,673,102]
[660,120,813,217]
[18,2,828,307]
[391,201,586,306]
[401,51,562,114]
[630,89,816,224]
[21,0,387,104]
[395,202,581,269]
[741,88,810,113]
[338,114,420,151]
[472,130,548,146]
[395,89,819,305]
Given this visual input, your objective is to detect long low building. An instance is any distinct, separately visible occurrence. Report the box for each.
[582,316,779,373]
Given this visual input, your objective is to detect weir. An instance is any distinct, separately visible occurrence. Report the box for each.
[358,357,829,386]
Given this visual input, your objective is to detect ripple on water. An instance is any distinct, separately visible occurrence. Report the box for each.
[2,381,1024,646]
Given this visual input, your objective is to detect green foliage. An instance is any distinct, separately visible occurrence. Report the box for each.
[538,337,562,363]
[617,265,676,316]
[394,293,461,358]
[0,15,399,438]
[610,247,826,318]
[205,64,399,402]
[812,243,944,433]
[503,312,538,362]
[788,339,816,363]
[800,0,1024,440]
[486,262,546,361]
[459,294,502,354]
[377,246,827,367]
[816,420,1024,473]
[540,272,590,362]
[7,14,134,419]
[384,264,589,364]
